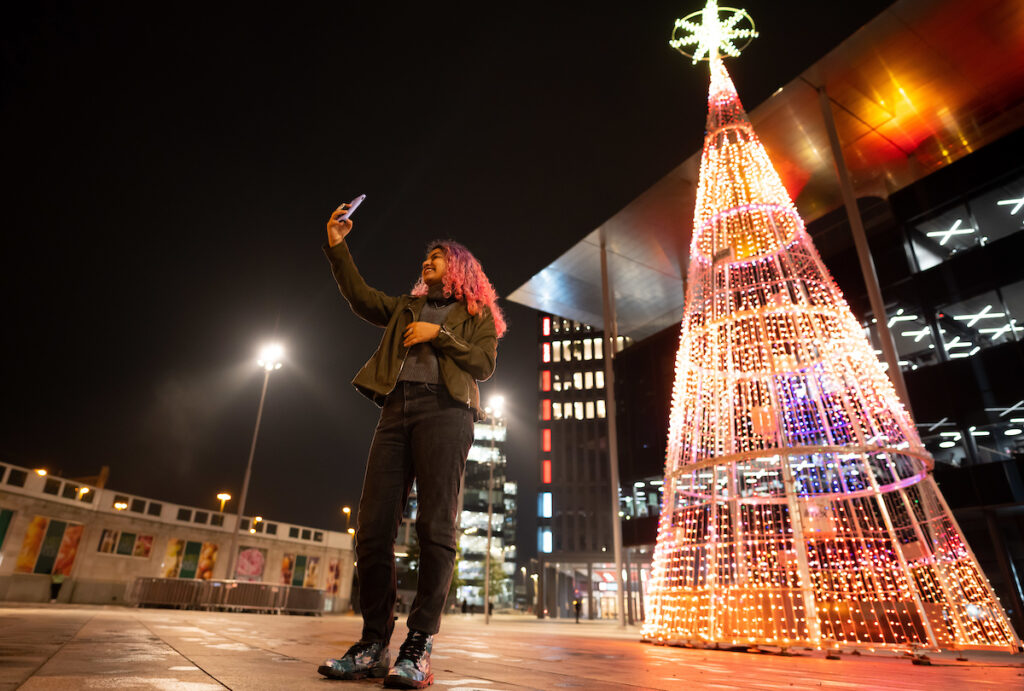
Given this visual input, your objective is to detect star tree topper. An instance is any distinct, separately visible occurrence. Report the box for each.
[670,0,758,64]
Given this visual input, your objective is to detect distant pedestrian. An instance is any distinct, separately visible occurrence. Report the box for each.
[460,599,468,615]
[318,202,505,689]
[49,573,65,603]
[574,598,581,623]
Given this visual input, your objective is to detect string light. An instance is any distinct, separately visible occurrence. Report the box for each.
[642,2,1019,653]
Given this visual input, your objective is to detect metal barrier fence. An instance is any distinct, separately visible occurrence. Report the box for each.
[131,577,325,615]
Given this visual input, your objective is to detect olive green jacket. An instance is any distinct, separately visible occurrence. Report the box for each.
[324,241,498,420]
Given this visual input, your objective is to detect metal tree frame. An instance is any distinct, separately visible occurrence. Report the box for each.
[642,4,1019,653]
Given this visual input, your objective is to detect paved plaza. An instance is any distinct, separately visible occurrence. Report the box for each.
[1,604,1021,690]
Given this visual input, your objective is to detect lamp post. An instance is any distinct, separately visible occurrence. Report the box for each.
[224,343,284,580]
[483,394,504,624]
[217,492,232,513]
[342,506,351,531]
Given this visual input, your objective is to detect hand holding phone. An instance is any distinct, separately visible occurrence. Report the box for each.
[337,194,366,221]
[327,195,366,247]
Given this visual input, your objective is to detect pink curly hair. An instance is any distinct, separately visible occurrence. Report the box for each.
[411,240,507,338]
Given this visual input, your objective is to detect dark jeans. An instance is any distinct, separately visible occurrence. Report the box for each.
[355,381,474,642]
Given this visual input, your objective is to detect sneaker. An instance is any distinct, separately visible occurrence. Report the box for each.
[317,640,391,680]
[383,630,433,688]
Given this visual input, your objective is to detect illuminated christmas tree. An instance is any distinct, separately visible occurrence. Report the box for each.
[642,1,1019,652]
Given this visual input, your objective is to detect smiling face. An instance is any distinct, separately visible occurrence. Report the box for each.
[421,247,448,286]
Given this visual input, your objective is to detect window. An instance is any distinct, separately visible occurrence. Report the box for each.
[289,526,300,538]
[585,401,595,419]
[595,338,604,360]
[314,531,324,543]
[539,528,552,554]
[176,508,192,521]
[542,317,551,336]
[210,514,224,527]
[938,291,1019,359]
[542,460,552,484]
[572,341,583,361]
[61,483,77,499]
[574,402,584,419]
[541,399,551,421]
[542,343,551,363]
[147,502,163,517]
[584,372,593,389]
[561,402,573,420]
[552,373,562,392]
[112,495,130,509]
[130,499,145,513]
[266,523,278,535]
[193,511,209,524]
[583,339,593,360]
[562,340,572,361]
[573,372,582,389]
[301,529,312,540]
[542,429,551,452]
[6,468,27,487]
[552,401,562,420]
[539,492,552,518]
[540,370,551,391]
[553,318,562,333]
[552,342,560,362]
[596,370,605,388]
[44,478,61,495]
[597,400,607,418]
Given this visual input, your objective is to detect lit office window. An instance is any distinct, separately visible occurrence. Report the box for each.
[542,343,550,363]
[552,373,562,392]
[572,341,583,361]
[596,371,605,388]
[562,340,572,361]
[542,429,551,452]
[597,400,606,418]
[542,460,552,484]
[539,528,552,554]
[539,492,552,518]
[552,342,560,362]
[584,372,594,389]
[574,402,584,419]
[542,317,551,337]
[585,401,595,419]
[573,372,583,389]
[583,339,593,360]
[541,370,551,391]
[552,401,562,420]
[541,399,551,421]
[595,338,603,359]
[938,291,1020,359]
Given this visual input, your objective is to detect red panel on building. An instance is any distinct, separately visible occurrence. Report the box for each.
[542,428,551,452]
[542,460,552,484]
[541,399,551,420]
[541,370,551,391]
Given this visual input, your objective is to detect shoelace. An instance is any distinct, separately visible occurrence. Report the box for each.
[344,641,378,658]
[396,633,429,663]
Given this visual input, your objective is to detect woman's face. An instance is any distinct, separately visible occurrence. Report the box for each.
[421,247,448,286]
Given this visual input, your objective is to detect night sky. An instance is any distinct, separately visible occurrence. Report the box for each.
[1,2,893,555]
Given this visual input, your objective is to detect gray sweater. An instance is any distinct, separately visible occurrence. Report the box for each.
[397,284,457,384]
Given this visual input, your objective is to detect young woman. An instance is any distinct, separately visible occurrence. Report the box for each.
[318,202,506,689]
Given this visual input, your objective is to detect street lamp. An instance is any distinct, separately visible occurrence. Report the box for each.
[224,342,284,580]
[483,394,504,625]
[342,506,351,531]
[217,492,232,512]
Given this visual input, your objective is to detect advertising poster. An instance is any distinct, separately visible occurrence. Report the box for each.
[304,556,321,588]
[326,559,341,595]
[15,516,47,573]
[281,554,295,585]
[33,520,67,574]
[291,554,308,587]
[115,532,136,556]
[0,508,13,550]
[178,541,202,578]
[98,529,118,553]
[196,542,218,580]
[235,546,267,582]
[52,524,83,576]
[162,538,184,577]
[134,535,153,558]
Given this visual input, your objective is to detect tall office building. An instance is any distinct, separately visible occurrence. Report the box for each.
[455,417,517,609]
[535,316,635,619]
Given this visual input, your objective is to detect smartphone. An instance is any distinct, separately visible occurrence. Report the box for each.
[337,194,366,221]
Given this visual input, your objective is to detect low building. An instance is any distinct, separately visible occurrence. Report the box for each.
[0,461,354,612]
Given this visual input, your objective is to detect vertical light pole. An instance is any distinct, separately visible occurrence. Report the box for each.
[342,506,351,532]
[483,394,504,624]
[224,343,284,580]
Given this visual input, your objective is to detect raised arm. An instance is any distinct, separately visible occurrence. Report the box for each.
[324,203,401,327]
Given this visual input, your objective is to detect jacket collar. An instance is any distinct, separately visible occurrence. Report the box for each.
[406,295,473,328]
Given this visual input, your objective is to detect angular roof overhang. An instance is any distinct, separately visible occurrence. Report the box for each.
[508,0,1024,340]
